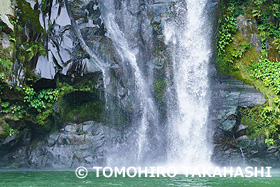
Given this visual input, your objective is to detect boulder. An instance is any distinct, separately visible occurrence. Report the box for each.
[27,121,121,168]
[210,76,266,127]
[221,119,236,132]
[236,135,250,149]
[3,133,16,145]
[236,14,261,51]
[0,33,11,48]
[211,76,269,167]
[234,124,248,137]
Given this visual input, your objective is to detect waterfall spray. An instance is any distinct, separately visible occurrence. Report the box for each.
[99,0,214,168]
[164,0,213,168]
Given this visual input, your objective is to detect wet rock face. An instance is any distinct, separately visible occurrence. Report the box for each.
[210,75,279,167]
[211,93,280,167]
[237,14,261,52]
[35,0,173,112]
[0,0,14,33]
[28,121,120,168]
[212,120,280,168]
[0,121,121,168]
[211,76,267,128]
[236,14,279,62]
[35,0,107,79]
[243,137,280,167]
[34,0,172,78]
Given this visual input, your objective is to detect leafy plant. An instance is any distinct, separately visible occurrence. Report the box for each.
[240,104,279,147]
[265,138,275,146]
[217,4,238,57]
[250,58,280,94]
[272,36,280,55]
[23,87,59,112]
[8,128,16,137]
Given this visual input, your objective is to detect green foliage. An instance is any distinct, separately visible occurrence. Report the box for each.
[240,105,280,146]
[35,108,53,126]
[272,36,280,55]
[217,4,238,57]
[249,0,280,50]
[218,0,280,147]
[227,0,280,54]
[229,0,250,16]
[228,43,251,64]
[1,102,26,120]
[23,87,59,113]
[0,118,18,139]
[17,41,46,63]
[11,0,47,81]
[249,58,280,146]
[265,138,275,146]
[250,58,280,94]
[8,128,17,137]
[0,48,13,81]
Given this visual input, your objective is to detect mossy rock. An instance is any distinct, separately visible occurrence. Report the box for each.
[266,39,280,62]
[238,104,279,140]
[0,118,9,140]
[58,90,105,124]
[0,44,14,82]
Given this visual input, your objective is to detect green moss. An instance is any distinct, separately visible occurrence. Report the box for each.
[14,0,44,34]
[0,117,19,141]
[218,0,280,146]
[239,104,280,145]
[11,0,47,81]
[35,106,53,126]
[0,47,13,81]
[267,39,280,62]
[153,61,168,122]
[58,92,104,124]
[229,42,261,83]
[0,118,9,138]
[217,32,254,75]
[154,78,167,101]
[76,102,103,121]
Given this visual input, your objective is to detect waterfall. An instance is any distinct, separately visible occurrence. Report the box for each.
[99,0,214,168]
[100,1,160,166]
[164,0,213,168]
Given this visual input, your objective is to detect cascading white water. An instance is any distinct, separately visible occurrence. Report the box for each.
[99,0,213,169]
[164,0,213,168]
[100,1,159,166]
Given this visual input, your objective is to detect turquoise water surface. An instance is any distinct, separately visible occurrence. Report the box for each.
[1,170,280,186]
